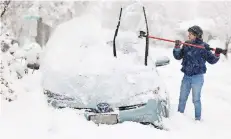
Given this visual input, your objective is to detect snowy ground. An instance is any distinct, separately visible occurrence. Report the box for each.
[1,47,231,139]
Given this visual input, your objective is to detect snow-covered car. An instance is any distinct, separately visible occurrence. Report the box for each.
[40,15,170,128]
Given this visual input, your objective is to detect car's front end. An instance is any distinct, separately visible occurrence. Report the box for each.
[43,82,169,129]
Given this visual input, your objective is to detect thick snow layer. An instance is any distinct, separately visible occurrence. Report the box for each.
[1,49,231,139]
[40,14,166,107]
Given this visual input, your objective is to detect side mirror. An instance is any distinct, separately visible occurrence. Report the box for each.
[155,56,170,67]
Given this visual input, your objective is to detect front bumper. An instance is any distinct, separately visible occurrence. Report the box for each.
[84,99,163,126]
[44,90,168,128]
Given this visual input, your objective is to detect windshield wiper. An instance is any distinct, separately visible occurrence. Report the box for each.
[113,7,123,57]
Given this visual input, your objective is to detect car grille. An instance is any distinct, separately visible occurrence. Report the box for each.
[43,89,147,111]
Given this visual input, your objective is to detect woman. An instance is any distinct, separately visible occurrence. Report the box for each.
[173,25,223,121]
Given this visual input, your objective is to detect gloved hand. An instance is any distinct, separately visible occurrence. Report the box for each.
[175,40,181,48]
[215,47,223,56]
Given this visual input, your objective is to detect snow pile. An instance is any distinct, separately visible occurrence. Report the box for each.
[40,14,166,107]
[1,48,231,139]
[22,42,42,64]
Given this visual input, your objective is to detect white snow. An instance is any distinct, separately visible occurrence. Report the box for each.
[1,1,231,139]
[40,14,164,107]
[1,48,231,139]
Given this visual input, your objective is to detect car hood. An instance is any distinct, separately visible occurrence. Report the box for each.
[42,67,166,108]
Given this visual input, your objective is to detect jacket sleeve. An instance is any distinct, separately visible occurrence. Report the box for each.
[204,50,220,64]
[203,42,220,64]
[173,47,183,60]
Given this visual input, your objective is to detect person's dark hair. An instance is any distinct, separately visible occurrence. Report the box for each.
[188,25,203,38]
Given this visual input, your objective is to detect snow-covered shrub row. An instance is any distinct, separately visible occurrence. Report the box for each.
[1,22,42,102]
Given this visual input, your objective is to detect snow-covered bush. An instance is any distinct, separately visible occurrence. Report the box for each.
[0,59,17,102]
[0,21,43,101]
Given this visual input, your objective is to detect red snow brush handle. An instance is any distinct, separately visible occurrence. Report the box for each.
[148,36,214,50]
[139,31,228,55]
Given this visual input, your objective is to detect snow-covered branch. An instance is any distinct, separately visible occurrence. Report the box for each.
[0,0,11,18]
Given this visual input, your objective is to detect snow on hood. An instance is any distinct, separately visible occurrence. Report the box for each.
[40,14,166,108]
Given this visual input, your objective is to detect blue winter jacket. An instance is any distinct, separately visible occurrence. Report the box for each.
[173,38,219,76]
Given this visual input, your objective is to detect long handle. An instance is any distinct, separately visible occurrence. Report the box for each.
[139,31,227,56]
[148,36,216,51]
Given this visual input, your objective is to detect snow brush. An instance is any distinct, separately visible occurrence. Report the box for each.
[139,31,228,56]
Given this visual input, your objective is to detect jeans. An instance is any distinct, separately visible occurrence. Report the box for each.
[177,74,204,120]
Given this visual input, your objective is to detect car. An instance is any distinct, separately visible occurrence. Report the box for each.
[40,15,170,129]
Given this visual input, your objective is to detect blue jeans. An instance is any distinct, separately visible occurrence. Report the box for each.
[177,74,204,120]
